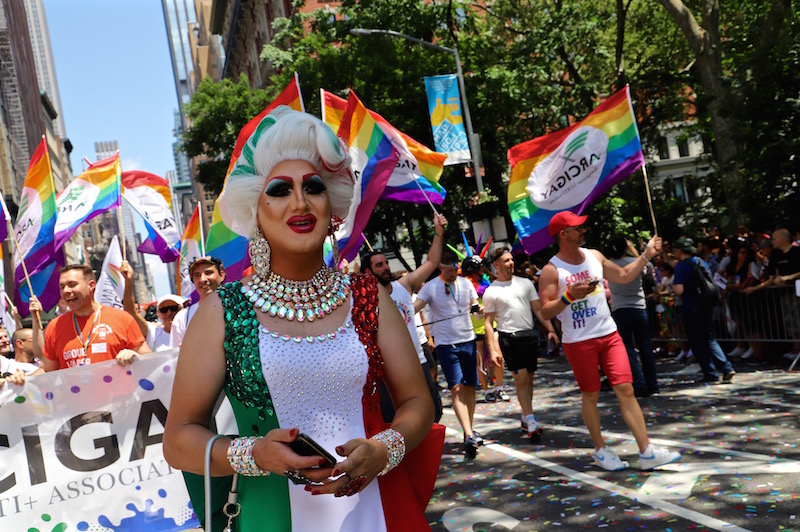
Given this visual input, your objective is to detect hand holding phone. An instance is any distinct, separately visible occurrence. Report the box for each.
[288,433,337,468]
[587,279,600,289]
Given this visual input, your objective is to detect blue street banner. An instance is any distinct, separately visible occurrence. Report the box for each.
[424,74,471,165]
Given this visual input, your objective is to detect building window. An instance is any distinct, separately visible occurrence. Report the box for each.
[677,138,689,157]
[658,136,669,160]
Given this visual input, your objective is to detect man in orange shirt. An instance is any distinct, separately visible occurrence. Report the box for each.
[29,265,150,371]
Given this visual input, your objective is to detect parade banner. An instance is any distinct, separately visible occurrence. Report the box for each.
[507,85,645,253]
[177,205,203,301]
[424,74,470,165]
[121,171,181,263]
[54,154,122,250]
[13,138,58,283]
[334,91,399,265]
[321,89,447,205]
[0,350,199,531]
[94,235,125,310]
[206,73,305,283]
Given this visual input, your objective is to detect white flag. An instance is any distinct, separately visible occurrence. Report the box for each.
[94,235,125,310]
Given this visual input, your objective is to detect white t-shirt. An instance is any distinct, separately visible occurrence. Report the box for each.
[147,322,173,351]
[1,357,39,376]
[417,276,477,345]
[389,281,426,364]
[482,275,539,333]
[169,305,197,348]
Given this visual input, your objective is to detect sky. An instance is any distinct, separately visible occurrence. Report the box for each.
[44,0,180,299]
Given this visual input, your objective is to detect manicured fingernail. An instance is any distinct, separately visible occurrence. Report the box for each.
[311,489,321,495]
[304,485,313,492]
[318,458,328,466]
[335,446,345,455]
[290,428,298,437]
[332,468,340,476]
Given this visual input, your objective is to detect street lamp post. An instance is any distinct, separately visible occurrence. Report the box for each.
[350,28,484,193]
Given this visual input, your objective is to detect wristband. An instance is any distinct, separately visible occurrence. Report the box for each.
[434,231,443,237]
[371,428,406,476]
[560,291,575,305]
[227,436,271,476]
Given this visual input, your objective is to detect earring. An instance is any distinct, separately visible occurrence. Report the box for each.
[249,227,271,278]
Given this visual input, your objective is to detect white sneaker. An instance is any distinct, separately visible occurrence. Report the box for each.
[593,447,629,471]
[639,445,681,470]
[727,346,745,358]
[525,414,543,439]
[497,388,511,402]
[740,347,755,360]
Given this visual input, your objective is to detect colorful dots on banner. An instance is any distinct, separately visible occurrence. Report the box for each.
[139,379,155,391]
[162,364,171,373]
[104,375,113,383]
[28,514,68,532]
[45,391,53,400]
[70,386,80,393]
[14,396,24,404]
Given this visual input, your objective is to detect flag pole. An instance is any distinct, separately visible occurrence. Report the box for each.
[199,204,207,257]
[641,165,658,236]
[115,152,127,258]
[413,178,440,216]
[7,225,42,330]
[361,232,374,252]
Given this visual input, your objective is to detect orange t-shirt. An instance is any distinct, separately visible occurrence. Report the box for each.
[43,306,146,369]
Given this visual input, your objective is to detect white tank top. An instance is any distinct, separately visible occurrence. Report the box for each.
[549,248,617,344]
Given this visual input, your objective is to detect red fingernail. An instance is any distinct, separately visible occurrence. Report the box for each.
[318,458,328,466]
[311,489,321,495]
[335,446,345,455]
[332,468,340,476]
[290,428,298,437]
[304,485,313,492]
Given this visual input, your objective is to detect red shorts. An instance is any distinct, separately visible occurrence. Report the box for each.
[562,331,632,392]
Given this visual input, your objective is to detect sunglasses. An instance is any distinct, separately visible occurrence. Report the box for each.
[158,305,180,314]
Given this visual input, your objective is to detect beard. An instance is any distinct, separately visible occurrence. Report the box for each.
[377,270,393,286]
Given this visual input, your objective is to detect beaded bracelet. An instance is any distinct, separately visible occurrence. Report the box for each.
[560,291,575,305]
[371,428,406,476]
[227,436,271,476]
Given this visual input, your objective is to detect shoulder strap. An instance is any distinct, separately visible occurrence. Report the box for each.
[350,273,384,407]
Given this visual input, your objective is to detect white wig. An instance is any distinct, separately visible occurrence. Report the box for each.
[222,106,354,237]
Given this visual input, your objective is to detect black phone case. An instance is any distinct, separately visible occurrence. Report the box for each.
[289,434,336,466]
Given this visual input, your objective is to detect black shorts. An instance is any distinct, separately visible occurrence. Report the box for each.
[498,329,539,373]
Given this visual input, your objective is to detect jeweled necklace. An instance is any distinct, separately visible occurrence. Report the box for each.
[241,266,351,322]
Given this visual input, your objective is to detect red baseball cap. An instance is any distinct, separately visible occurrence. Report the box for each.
[548,211,588,237]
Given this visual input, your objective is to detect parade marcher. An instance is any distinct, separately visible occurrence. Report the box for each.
[607,235,660,397]
[538,211,681,471]
[0,328,11,358]
[461,254,510,403]
[671,238,736,383]
[163,108,437,531]
[121,260,185,351]
[168,256,226,348]
[29,265,151,371]
[1,341,43,387]
[11,328,38,366]
[416,248,482,458]
[361,212,448,423]
[483,247,559,441]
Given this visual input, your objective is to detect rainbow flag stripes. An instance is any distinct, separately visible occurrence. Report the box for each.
[178,205,204,301]
[507,85,644,253]
[54,153,122,249]
[321,89,447,205]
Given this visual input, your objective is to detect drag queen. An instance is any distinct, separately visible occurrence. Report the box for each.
[164,107,436,530]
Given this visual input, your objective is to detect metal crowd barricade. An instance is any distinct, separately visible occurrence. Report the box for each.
[648,285,800,344]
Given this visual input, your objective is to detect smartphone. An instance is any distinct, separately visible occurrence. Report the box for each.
[587,280,601,288]
[289,433,337,467]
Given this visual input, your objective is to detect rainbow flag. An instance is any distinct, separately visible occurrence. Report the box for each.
[178,205,204,302]
[321,89,447,205]
[121,170,180,262]
[15,254,63,317]
[54,153,122,250]
[333,91,399,265]
[205,74,304,282]
[507,85,644,253]
[13,138,58,282]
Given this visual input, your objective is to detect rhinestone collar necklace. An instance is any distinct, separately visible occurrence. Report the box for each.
[241,266,351,322]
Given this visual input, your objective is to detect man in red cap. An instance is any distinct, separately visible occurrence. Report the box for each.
[538,211,681,471]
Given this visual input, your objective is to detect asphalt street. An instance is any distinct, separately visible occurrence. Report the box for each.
[426,352,800,531]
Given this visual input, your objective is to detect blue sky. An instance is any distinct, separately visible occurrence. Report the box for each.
[45,0,180,298]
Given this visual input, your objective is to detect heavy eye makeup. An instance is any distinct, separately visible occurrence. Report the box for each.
[263,174,327,197]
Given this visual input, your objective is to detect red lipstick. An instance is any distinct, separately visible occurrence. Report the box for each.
[287,214,317,233]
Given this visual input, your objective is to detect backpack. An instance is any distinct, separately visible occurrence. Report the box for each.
[687,258,721,308]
